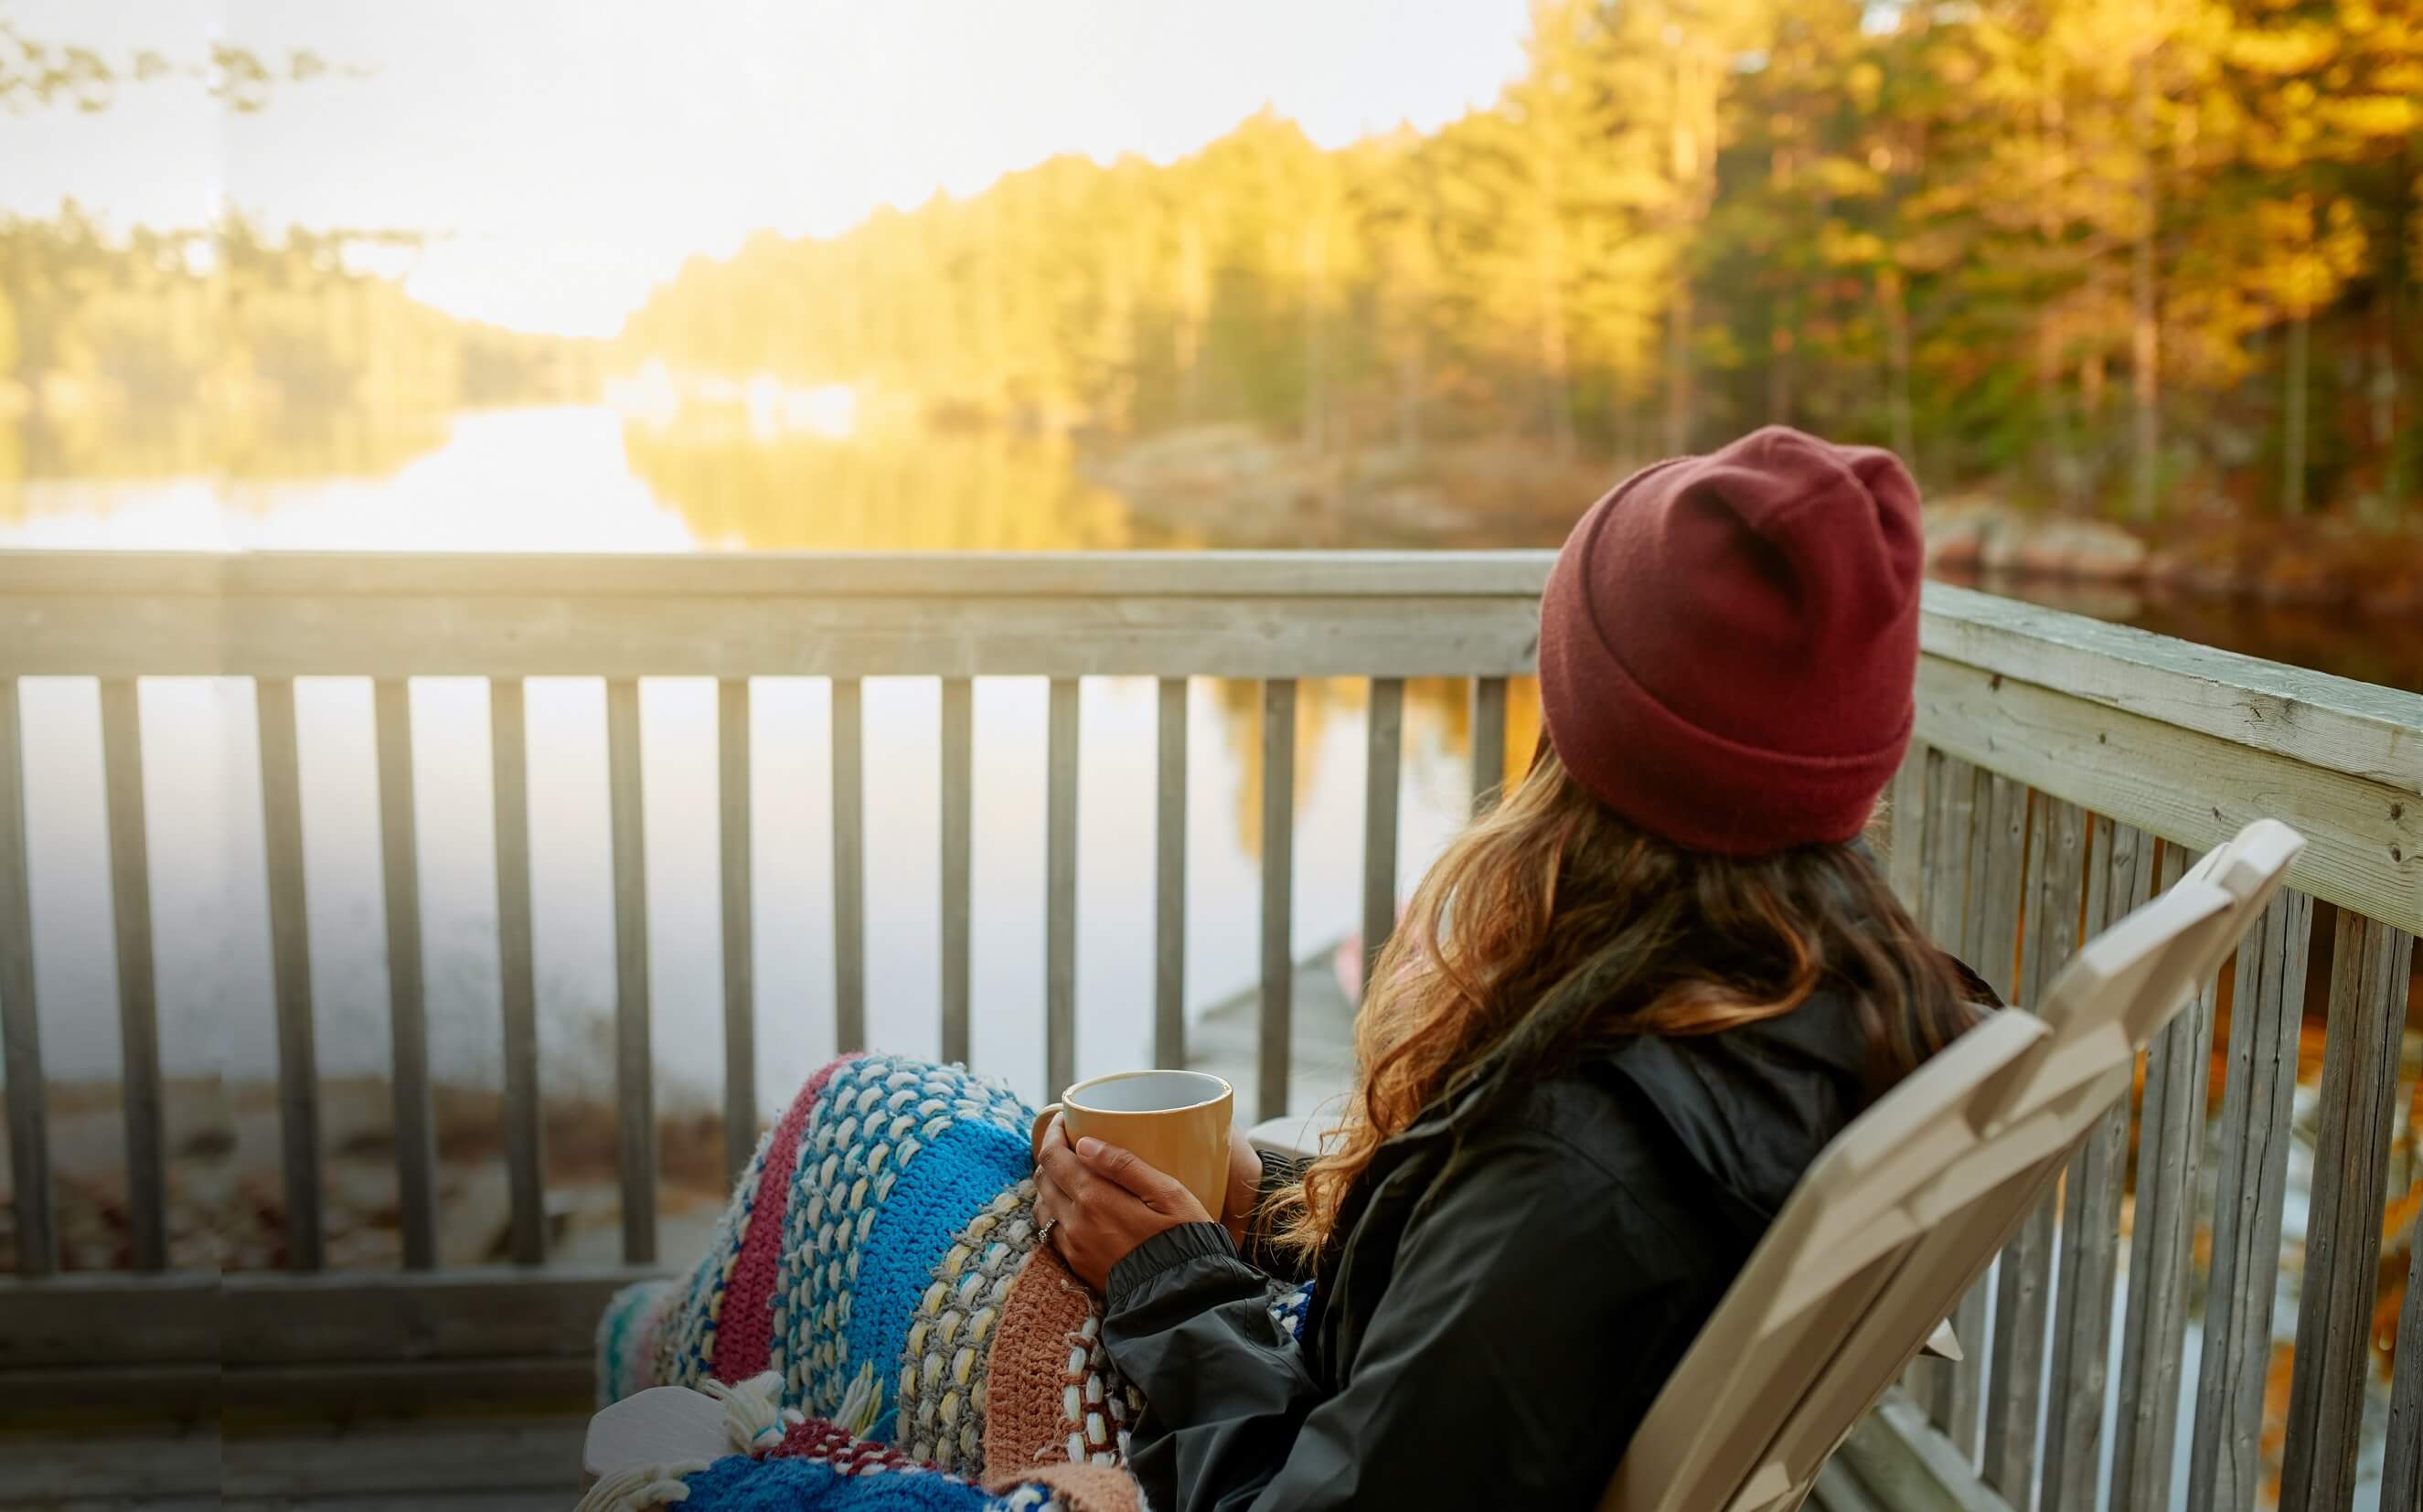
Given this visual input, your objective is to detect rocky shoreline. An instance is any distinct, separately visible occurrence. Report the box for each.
[1923,501,2423,618]
[1083,428,2423,620]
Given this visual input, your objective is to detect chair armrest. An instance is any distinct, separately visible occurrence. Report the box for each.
[1247,1113,1328,1160]
[583,1386,728,1489]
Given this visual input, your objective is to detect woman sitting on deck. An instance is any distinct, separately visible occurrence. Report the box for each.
[594,427,1992,1512]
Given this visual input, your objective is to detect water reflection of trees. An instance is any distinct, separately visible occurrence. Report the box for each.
[0,207,592,502]
[620,421,1167,552]
[1212,675,1542,861]
[0,407,453,504]
[620,418,1550,841]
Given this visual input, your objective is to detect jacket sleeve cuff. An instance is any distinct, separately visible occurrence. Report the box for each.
[1240,1150,1308,1275]
[1109,1221,1239,1304]
[1254,1150,1308,1204]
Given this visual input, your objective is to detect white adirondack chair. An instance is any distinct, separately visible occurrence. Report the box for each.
[1252,817,2304,1512]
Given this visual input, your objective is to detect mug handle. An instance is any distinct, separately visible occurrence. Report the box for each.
[1029,1102,1064,1170]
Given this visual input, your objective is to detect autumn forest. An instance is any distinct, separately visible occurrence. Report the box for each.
[5,0,2421,531]
[621,0,2423,522]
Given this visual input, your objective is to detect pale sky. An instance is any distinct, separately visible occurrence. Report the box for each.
[0,0,1532,336]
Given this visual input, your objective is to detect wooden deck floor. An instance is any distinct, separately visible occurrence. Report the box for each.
[1,1414,586,1511]
[3,1413,1895,1510]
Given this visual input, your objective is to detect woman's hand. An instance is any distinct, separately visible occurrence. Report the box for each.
[1033,1113,1212,1292]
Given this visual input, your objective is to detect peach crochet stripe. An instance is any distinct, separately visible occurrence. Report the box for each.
[980,1247,1142,1485]
[711,1051,860,1383]
[985,1462,1143,1512]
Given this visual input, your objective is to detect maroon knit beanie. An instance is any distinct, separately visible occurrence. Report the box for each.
[1538,425,1924,857]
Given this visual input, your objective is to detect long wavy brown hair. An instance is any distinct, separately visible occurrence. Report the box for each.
[1269,738,1977,1260]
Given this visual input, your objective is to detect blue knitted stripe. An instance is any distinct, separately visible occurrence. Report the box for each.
[844,1116,1031,1442]
[1268,1280,1315,1341]
[677,1453,998,1511]
[784,1056,1030,1417]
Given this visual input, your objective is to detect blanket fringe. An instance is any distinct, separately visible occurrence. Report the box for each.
[575,1461,712,1512]
[702,1370,800,1453]
[835,1361,883,1441]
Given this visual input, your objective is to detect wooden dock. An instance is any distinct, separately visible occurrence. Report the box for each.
[1185,935,1361,1127]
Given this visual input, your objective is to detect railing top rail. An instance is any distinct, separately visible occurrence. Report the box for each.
[2,549,2413,927]
[0,548,1560,600]
[1916,585,2419,936]
[0,549,1553,681]
[6,556,2409,727]
[1923,582,2423,795]
[12,551,2406,745]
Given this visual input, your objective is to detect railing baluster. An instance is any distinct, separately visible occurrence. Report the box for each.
[2279,913,2416,1511]
[1814,1458,1888,1512]
[1918,752,1974,953]
[255,677,324,1272]
[719,678,756,1186]
[942,678,974,1069]
[1045,678,1079,1098]
[1890,746,1937,1407]
[2189,885,2314,1512]
[2384,1202,2423,1511]
[1943,765,2023,1468]
[1985,793,2085,1506]
[489,678,545,1267]
[1469,676,1508,815]
[1260,679,1297,1123]
[1361,677,1404,992]
[1885,744,1930,911]
[2042,816,2154,1508]
[2111,845,2212,1512]
[606,677,656,1266]
[0,678,52,1278]
[831,678,865,1057]
[1913,751,1973,1426]
[374,678,437,1271]
[1153,678,1187,1069]
[98,678,166,1272]
[1967,774,2031,1003]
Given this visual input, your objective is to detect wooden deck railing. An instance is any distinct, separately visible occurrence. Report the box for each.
[0,550,2417,1512]
[1874,585,2421,1512]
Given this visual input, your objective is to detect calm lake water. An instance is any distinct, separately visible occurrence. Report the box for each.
[1,406,1520,1115]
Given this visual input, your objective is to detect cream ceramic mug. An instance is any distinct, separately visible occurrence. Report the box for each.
[1028,1070,1234,1221]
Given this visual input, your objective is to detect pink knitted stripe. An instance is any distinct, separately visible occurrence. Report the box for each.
[711,1052,860,1382]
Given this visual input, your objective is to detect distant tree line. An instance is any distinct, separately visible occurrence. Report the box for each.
[0,208,598,476]
[621,0,2423,520]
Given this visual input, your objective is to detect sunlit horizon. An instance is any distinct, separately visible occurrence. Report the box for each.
[0,0,1533,336]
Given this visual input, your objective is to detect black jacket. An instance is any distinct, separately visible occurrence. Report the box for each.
[1101,968,1991,1510]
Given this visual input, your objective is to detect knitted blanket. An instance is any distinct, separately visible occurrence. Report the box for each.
[579,1374,1135,1512]
[599,1054,1278,1512]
